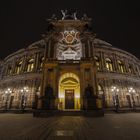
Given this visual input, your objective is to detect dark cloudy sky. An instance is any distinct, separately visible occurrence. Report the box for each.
[0,0,140,59]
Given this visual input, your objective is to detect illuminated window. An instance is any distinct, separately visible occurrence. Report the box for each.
[27,59,34,72]
[105,58,113,71]
[118,60,125,73]
[15,61,23,74]
[94,56,100,70]
[98,84,104,95]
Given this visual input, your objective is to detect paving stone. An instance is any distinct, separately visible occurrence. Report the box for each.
[0,113,140,140]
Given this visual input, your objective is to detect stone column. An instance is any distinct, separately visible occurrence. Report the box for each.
[132,61,136,75]
[88,40,91,57]
[53,43,57,59]
[80,61,97,110]
[101,52,106,72]
[82,43,85,58]
[37,64,47,109]
[112,54,117,72]
[30,80,34,108]
[37,61,58,110]
[114,54,119,73]
[47,41,51,58]
[12,58,16,74]
[124,59,129,73]
[122,57,127,73]
[53,63,58,109]
[34,53,39,72]
[80,63,85,109]
[100,52,103,71]
[90,41,93,57]
[22,55,27,73]
[136,65,140,76]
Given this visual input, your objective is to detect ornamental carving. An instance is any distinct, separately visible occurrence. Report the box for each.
[56,29,82,60]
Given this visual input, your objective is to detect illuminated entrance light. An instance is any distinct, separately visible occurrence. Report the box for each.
[59,94,64,98]
[75,94,80,98]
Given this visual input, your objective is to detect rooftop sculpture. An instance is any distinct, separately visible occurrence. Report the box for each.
[61,10,77,20]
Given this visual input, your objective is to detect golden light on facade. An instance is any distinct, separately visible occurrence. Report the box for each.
[58,73,80,110]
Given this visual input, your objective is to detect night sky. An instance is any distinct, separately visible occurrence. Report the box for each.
[0,0,140,59]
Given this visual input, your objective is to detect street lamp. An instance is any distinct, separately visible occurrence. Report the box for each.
[20,87,29,110]
[5,88,12,110]
[111,86,119,112]
[128,87,136,110]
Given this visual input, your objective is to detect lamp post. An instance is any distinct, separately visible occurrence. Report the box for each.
[111,86,119,112]
[20,87,29,110]
[5,88,12,110]
[128,87,136,111]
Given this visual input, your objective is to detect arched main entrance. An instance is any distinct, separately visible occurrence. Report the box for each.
[58,73,81,110]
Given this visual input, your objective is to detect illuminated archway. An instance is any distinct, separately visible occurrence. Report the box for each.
[58,73,80,110]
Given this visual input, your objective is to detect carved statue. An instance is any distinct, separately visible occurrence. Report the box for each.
[61,10,77,20]
[45,84,54,98]
[84,84,94,98]
[73,11,77,20]
[51,14,57,20]
[61,10,67,20]
[82,14,88,20]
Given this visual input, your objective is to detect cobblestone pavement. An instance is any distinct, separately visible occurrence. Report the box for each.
[0,113,140,140]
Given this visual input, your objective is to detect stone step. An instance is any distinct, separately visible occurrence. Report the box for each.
[33,110,104,117]
[57,111,83,116]
[0,109,33,114]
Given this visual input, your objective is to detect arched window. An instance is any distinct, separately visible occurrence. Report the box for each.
[94,56,100,70]
[105,58,113,71]
[7,65,12,75]
[40,57,44,70]
[27,59,34,72]
[98,84,104,95]
[118,60,125,73]
[15,60,23,74]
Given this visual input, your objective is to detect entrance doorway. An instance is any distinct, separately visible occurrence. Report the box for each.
[58,73,80,110]
[126,95,132,108]
[65,90,74,109]
[9,96,14,109]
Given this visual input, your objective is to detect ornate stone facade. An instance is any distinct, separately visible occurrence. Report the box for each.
[0,12,140,111]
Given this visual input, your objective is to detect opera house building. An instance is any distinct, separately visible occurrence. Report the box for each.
[0,11,140,114]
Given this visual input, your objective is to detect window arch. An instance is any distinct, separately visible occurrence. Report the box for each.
[105,58,113,71]
[26,59,34,72]
[94,56,100,70]
[15,60,23,74]
[98,84,104,95]
[117,60,125,73]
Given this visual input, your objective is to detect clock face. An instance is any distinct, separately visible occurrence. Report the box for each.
[56,29,82,60]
